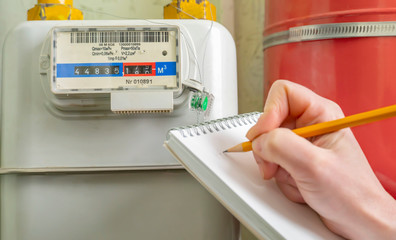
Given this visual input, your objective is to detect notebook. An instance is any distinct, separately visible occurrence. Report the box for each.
[164,112,343,240]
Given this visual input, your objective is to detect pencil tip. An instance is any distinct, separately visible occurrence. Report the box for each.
[223,150,228,153]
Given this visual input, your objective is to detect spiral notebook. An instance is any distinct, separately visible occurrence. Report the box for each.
[164,112,342,240]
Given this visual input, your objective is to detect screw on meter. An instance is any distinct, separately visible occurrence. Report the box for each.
[51,26,180,94]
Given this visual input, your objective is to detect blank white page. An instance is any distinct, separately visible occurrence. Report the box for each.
[166,120,343,240]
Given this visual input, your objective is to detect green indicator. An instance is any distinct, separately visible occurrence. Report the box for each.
[189,92,212,114]
[202,96,208,111]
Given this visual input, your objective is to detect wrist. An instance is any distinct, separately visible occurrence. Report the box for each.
[352,190,396,240]
[373,194,396,239]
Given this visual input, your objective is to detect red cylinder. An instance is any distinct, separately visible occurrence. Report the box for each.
[264,0,396,198]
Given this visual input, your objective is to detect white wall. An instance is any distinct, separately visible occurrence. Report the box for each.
[235,1,264,113]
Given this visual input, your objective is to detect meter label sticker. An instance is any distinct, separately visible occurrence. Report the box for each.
[52,27,179,93]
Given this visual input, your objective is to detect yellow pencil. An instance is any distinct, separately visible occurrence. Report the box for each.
[224,104,396,153]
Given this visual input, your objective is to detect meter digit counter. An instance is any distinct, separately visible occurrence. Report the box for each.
[50,26,180,113]
[57,63,122,78]
[57,62,176,78]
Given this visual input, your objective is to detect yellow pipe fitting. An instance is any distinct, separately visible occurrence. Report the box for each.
[28,0,83,21]
[164,0,216,21]
[38,0,73,6]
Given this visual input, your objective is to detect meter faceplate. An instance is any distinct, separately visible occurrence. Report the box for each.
[52,26,180,94]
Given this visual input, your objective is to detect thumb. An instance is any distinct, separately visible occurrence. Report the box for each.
[252,128,325,177]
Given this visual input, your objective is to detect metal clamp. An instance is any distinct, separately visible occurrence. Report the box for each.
[263,21,396,50]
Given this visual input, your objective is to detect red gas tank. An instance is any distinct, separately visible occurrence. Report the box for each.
[264,0,396,198]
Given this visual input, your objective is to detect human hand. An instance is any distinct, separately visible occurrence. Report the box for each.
[246,80,396,239]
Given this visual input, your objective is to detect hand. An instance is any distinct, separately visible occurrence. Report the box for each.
[246,80,396,239]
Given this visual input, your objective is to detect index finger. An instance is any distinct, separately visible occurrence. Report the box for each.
[246,80,344,140]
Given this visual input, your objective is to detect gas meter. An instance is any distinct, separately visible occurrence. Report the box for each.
[40,25,180,113]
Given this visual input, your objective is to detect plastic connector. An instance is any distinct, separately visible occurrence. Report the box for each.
[110,91,174,114]
[189,91,214,117]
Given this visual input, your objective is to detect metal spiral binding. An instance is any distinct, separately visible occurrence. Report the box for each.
[172,112,261,138]
[263,21,396,50]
